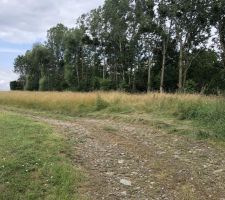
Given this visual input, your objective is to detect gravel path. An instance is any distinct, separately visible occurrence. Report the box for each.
[34,116,225,200]
[2,108,225,200]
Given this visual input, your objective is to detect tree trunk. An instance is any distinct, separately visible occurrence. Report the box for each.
[160,40,166,93]
[147,59,152,93]
[183,67,188,88]
[116,67,118,88]
[115,64,118,89]
[200,85,207,95]
[178,40,183,91]
[103,57,106,80]
[76,65,80,87]
[81,48,84,80]
[219,22,225,68]
[128,67,131,86]
[133,68,136,92]
[119,40,125,82]
[75,56,80,87]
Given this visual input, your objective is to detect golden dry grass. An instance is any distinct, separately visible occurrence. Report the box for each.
[0,91,225,139]
[0,91,218,113]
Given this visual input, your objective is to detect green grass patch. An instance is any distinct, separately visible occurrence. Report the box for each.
[95,95,109,111]
[174,99,225,140]
[103,125,118,133]
[0,112,83,200]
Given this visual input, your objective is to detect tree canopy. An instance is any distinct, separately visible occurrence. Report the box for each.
[11,0,225,94]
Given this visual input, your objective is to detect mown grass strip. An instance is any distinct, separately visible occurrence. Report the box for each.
[0,112,83,200]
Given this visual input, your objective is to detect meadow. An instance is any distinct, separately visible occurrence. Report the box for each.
[0,91,225,140]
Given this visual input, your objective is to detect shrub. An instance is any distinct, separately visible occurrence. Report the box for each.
[25,75,39,91]
[39,76,49,91]
[119,81,130,92]
[10,81,24,90]
[184,80,198,93]
[99,79,114,91]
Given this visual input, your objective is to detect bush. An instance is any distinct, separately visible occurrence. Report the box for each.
[92,77,101,90]
[39,76,48,91]
[99,79,114,91]
[119,81,130,92]
[184,80,197,93]
[25,75,39,91]
[64,64,76,87]
[10,81,24,91]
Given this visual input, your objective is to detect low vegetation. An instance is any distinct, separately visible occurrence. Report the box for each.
[0,112,83,199]
[1,91,225,140]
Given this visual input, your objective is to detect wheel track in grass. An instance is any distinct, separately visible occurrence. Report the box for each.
[2,108,225,200]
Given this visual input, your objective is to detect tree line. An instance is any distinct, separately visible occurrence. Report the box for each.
[11,0,225,94]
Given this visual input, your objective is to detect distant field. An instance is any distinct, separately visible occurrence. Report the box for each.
[0,91,225,140]
[0,112,83,199]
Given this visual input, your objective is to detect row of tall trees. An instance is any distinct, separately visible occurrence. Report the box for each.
[12,0,225,94]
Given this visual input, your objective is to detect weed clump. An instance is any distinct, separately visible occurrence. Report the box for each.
[196,130,210,140]
[95,95,109,111]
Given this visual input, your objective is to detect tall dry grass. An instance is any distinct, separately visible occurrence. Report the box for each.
[0,91,222,113]
[0,91,211,113]
[0,91,225,138]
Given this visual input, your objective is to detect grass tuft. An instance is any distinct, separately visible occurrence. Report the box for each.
[95,95,109,111]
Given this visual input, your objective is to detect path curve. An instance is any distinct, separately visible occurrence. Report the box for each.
[32,115,225,200]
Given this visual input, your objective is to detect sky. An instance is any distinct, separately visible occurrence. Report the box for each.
[0,0,104,91]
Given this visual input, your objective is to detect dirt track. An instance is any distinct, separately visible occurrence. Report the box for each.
[2,107,225,200]
[26,114,225,200]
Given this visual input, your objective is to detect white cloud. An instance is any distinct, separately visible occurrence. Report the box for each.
[0,0,105,43]
[0,0,105,90]
[0,47,26,54]
[0,69,18,91]
[0,80,6,84]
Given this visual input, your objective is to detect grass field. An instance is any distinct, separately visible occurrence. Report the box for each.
[0,112,83,200]
[1,92,225,199]
[0,91,225,140]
